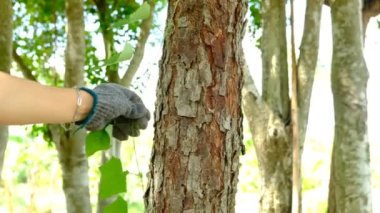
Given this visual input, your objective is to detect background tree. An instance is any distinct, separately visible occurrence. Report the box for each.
[242,0,324,211]
[52,0,91,212]
[328,0,372,212]
[0,0,13,183]
[144,0,248,211]
[324,0,380,34]
[9,0,158,211]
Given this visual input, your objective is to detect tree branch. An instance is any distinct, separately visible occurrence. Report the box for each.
[297,0,324,146]
[12,48,37,81]
[120,0,155,87]
[261,0,289,120]
[242,57,271,151]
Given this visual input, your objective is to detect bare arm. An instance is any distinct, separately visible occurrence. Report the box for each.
[0,72,93,125]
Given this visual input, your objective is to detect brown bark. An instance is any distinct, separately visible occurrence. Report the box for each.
[328,0,372,212]
[144,0,247,212]
[0,0,13,182]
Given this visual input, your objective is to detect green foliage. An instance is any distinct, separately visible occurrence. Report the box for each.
[128,201,144,213]
[84,32,105,85]
[85,130,111,157]
[248,0,262,47]
[128,2,151,23]
[99,157,127,199]
[114,1,151,27]
[248,0,261,34]
[12,0,66,85]
[104,196,128,213]
[102,2,152,67]
[238,138,260,192]
[29,124,53,146]
[104,42,134,66]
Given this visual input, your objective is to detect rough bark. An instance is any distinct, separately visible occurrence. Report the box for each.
[120,0,155,87]
[54,0,91,212]
[241,0,324,211]
[0,0,12,182]
[144,0,247,212]
[328,0,372,212]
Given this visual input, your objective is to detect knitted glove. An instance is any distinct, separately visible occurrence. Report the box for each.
[112,111,150,140]
[79,83,150,139]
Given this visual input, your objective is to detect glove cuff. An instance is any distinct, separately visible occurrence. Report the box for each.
[75,87,98,128]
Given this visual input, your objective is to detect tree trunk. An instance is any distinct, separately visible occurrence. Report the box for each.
[94,0,120,83]
[144,0,247,212]
[328,0,372,212]
[297,0,324,154]
[325,0,380,38]
[51,126,91,213]
[54,0,91,212]
[0,0,13,182]
[254,0,292,212]
[120,0,155,87]
[242,0,324,211]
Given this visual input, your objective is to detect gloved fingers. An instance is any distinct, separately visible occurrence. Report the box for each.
[128,103,150,119]
[112,122,140,140]
[112,124,129,141]
[113,115,149,130]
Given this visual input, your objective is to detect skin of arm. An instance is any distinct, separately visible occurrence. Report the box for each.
[0,72,93,125]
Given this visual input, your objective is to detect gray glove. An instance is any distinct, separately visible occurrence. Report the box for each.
[112,112,150,141]
[80,83,150,139]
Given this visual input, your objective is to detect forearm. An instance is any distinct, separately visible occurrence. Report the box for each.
[0,72,93,125]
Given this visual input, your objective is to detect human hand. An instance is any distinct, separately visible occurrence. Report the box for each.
[81,83,150,139]
[112,111,150,140]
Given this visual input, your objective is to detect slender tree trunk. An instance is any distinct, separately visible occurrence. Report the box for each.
[242,0,323,211]
[53,0,91,212]
[328,0,372,212]
[144,0,247,212]
[324,0,380,38]
[254,0,292,212]
[0,0,13,183]
[120,0,155,87]
[95,0,120,83]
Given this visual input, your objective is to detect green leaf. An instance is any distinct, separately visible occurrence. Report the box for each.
[99,157,127,199]
[85,130,111,157]
[128,2,151,23]
[110,2,151,29]
[112,19,130,29]
[104,53,121,66]
[104,196,128,213]
[118,42,134,62]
